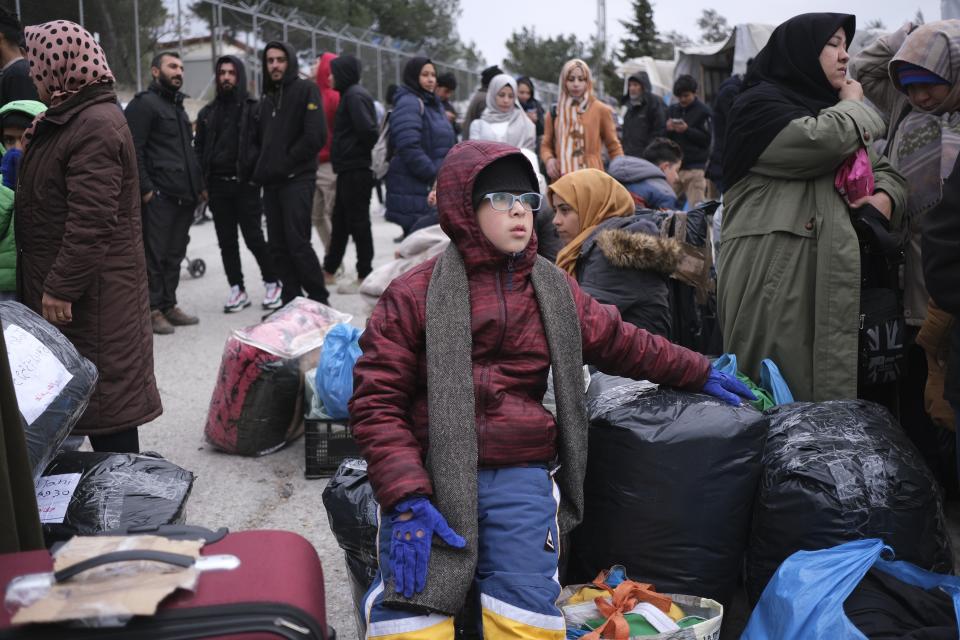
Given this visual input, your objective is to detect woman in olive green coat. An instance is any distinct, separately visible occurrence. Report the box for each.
[718,13,907,401]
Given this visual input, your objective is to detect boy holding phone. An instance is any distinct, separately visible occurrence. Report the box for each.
[666,74,712,207]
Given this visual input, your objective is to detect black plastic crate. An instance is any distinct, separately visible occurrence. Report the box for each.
[305,418,361,478]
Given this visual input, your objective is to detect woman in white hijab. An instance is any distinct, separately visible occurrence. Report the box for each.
[468,74,536,151]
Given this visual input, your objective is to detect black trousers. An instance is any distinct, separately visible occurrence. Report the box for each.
[323,169,375,279]
[89,427,140,454]
[263,179,329,304]
[208,178,277,290]
[142,193,194,312]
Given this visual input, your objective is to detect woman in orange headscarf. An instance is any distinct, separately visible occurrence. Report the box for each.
[550,169,679,336]
[541,59,623,180]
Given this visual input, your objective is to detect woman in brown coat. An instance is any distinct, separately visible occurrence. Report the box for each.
[16,21,161,452]
[541,58,623,180]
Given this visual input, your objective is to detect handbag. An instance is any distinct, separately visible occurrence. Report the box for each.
[858,288,905,386]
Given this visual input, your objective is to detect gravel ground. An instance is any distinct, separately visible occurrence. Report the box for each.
[139,200,394,639]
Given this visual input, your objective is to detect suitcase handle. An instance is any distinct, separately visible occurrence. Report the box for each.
[54,550,196,583]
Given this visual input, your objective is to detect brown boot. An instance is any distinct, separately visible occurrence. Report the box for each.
[164,306,199,326]
[151,310,175,335]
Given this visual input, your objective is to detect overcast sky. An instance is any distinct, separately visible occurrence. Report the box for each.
[459,0,942,70]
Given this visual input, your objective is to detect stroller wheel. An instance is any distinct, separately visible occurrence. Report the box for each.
[188,258,206,278]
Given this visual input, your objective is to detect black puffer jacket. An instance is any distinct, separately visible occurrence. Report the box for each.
[330,55,378,174]
[575,216,682,337]
[253,41,327,185]
[621,72,667,157]
[195,55,260,183]
[124,81,203,201]
[922,158,960,405]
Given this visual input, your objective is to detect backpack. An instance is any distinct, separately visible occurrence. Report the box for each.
[371,98,424,181]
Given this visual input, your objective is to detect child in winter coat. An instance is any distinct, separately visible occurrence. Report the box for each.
[350,140,754,637]
[0,99,46,300]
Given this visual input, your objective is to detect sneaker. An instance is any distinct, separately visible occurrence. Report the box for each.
[165,306,199,326]
[151,309,175,335]
[323,270,337,286]
[337,278,363,295]
[224,285,251,313]
[262,281,283,309]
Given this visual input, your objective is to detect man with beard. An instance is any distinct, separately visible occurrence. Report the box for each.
[252,42,328,305]
[195,55,281,313]
[125,52,204,334]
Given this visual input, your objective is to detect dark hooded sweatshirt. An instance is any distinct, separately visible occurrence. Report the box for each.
[621,72,667,157]
[329,55,378,174]
[195,55,260,183]
[252,41,327,185]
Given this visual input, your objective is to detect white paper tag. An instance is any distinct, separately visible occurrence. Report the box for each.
[3,324,74,425]
[35,473,81,523]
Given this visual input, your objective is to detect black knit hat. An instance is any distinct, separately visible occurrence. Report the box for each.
[0,111,32,131]
[481,65,503,89]
[471,154,538,212]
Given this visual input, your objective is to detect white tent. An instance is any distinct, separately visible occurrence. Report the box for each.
[615,56,676,100]
[673,23,774,103]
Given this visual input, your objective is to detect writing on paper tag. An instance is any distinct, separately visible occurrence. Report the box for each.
[35,473,81,524]
[3,324,73,425]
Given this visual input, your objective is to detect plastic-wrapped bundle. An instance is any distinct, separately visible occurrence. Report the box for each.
[570,373,767,606]
[322,459,379,638]
[39,451,194,545]
[0,301,97,480]
[746,400,953,605]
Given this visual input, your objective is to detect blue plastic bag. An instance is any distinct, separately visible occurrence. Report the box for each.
[316,323,363,420]
[742,538,960,640]
[760,358,794,405]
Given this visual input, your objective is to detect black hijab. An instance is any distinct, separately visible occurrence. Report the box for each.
[402,56,433,95]
[722,13,855,189]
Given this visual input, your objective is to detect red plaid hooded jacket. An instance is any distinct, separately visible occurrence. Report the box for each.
[349,141,710,510]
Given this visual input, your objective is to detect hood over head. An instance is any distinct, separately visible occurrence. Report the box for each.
[516,76,536,101]
[262,41,299,91]
[607,155,665,185]
[331,54,362,92]
[215,54,248,99]
[627,71,653,97]
[436,140,540,273]
[316,52,336,92]
[0,99,47,131]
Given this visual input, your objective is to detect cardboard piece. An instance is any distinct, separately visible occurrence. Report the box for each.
[10,535,203,625]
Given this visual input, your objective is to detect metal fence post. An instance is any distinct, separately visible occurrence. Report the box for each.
[133,0,142,91]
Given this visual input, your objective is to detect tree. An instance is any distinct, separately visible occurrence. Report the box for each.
[618,0,659,61]
[2,0,170,88]
[502,27,586,85]
[656,30,693,59]
[697,9,731,44]
[865,18,887,30]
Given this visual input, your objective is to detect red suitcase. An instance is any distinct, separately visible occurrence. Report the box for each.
[0,529,334,639]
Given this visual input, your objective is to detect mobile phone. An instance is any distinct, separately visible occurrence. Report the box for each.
[671,118,684,124]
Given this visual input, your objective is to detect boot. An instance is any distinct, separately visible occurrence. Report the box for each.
[151,309,175,335]
[165,306,199,326]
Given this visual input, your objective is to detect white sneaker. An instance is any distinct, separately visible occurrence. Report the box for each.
[262,281,283,309]
[337,278,362,295]
[224,285,251,313]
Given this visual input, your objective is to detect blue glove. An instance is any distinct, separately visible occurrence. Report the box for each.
[702,369,757,406]
[390,496,466,598]
[1,148,22,190]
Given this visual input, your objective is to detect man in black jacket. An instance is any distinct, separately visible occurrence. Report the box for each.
[125,51,204,334]
[666,74,711,207]
[0,8,37,108]
[253,41,328,305]
[706,71,744,194]
[321,55,379,294]
[922,159,960,436]
[195,55,281,313]
[620,72,666,158]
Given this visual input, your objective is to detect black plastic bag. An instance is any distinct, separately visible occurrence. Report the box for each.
[39,451,194,546]
[322,458,379,637]
[570,373,767,606]
[0,301,98,480]
[746,400,953,604]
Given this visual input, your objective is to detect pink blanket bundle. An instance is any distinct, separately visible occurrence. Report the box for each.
[835,147,875,203]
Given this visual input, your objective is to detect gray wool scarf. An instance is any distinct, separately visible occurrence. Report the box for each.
[382,244,588,615]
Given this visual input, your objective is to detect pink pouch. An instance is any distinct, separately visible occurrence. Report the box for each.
[835,147,875,203]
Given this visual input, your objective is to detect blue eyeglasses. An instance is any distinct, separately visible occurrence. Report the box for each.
[483,192,543,212]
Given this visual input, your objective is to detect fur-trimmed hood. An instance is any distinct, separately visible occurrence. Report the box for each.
[582,217,682,275]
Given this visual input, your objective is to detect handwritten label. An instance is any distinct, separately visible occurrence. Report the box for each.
[35,473,80,523]
[3,324,73,425]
